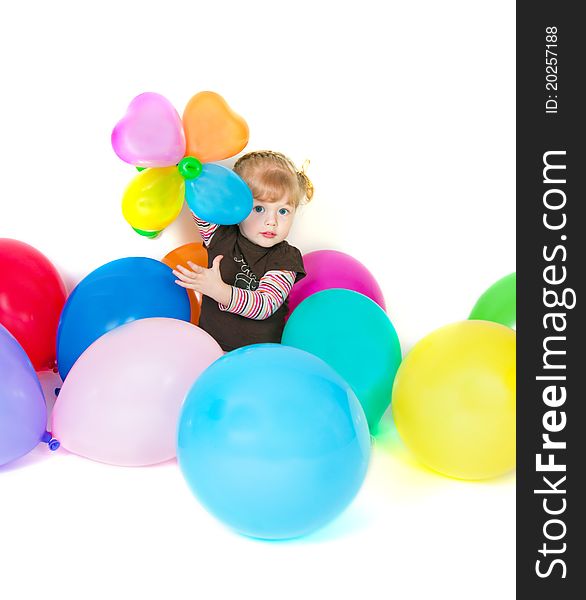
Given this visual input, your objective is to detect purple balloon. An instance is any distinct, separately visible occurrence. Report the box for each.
[111,92,186,168]
[0,324,47,466]
[287,250,386,318]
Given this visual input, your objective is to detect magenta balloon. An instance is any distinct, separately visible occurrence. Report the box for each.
[111,92,186,167]
[287,250,386,317]
[0,324,47,466]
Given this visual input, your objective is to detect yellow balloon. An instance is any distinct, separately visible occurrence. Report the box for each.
[122,167,185,231]
[392,320,515,480]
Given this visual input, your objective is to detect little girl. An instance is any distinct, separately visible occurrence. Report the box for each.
[173,151,313,352]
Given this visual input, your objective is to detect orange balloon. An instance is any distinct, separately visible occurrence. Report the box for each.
[162,242,208,325]
[182,91,249,163]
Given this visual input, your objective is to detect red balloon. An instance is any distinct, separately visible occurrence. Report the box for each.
[0,239,67,371]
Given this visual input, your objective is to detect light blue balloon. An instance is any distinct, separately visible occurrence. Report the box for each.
[283,289,402,432]
[185,163,253,225]
[177,344,371,540]
[56,257,190,380]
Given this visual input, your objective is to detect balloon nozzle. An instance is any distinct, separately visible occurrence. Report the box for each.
[178,156,203,180]
[42,431,60,452]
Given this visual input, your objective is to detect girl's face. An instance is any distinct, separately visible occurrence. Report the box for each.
[239,197,296,248]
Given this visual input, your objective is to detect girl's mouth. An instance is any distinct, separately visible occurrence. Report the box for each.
[261,232,276,238]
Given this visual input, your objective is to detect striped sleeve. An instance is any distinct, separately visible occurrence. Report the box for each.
[219,270,297,320]
[191,212,220,246]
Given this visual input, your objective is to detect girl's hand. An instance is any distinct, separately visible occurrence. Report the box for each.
[173,256,232,306]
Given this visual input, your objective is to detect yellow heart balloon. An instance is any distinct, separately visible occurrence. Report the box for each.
[122,167,185,232]
[182,91,249,163]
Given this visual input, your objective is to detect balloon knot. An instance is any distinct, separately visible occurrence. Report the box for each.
[178,156,203,180]
[42,431,60,451]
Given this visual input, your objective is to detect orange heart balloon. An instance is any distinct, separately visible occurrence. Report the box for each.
[182,92,249,163]
[162,242,208,325]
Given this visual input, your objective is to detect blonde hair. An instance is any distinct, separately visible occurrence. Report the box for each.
[233,151,314,209]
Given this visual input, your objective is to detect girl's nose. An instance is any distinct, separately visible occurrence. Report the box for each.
[264,212,277,226]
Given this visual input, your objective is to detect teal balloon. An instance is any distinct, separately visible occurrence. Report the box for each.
[184,163,253,225]
[469,273,516,328]
[177,344,371,540]
[282,289,402,431]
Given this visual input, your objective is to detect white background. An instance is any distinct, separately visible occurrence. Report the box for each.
[0,1,516,599]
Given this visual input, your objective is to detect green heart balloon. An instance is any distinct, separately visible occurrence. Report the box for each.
[469,273,516,329]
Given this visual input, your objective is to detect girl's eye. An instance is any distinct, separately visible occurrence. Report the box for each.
[253,206,265,213]
[278,208,289,216]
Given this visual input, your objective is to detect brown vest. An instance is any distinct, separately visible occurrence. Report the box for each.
[199,225,305,351]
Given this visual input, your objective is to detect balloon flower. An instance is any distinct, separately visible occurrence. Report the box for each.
[112,91,253,238]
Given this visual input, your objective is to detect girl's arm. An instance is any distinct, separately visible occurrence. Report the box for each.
[219,270,296,320]
[173,262,297,320]
[191,212,220,247]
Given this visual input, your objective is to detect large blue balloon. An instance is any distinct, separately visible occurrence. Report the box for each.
[282,288,402,431]
[0,324,47,466]
[177,344,371,540]
[185,163,253,225]
[56,257,190,380]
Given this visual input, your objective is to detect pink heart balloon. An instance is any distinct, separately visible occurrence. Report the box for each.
[111,92,186,167]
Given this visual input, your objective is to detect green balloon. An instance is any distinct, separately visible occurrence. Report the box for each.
[136,166,146,172]
[132,227,162,239]
[282,289,402,432]
[469,273,516,328]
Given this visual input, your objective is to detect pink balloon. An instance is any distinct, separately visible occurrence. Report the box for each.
[52,318,222,466]
[111,92,186,167]
[287,250,386,317]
